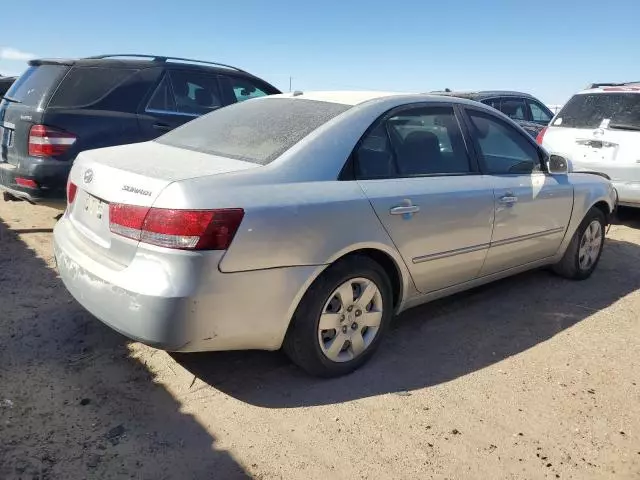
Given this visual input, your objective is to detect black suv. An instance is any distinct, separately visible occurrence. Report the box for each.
[0,54,281,206]
[0,76,16,97]
[431,90,554,138]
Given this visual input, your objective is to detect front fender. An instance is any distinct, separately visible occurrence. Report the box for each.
[554,175,616,260]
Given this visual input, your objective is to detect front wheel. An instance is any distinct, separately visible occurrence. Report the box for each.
[283,256,393,377]
[553,207,606,280]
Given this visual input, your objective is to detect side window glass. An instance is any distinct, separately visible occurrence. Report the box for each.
[168,70,223,115]
[146,74,176,113]
[387,107,471,176]
[528,100,552,123]
[355,106,471,179]
[354,123,396,179]
[468,110,540,174]
[482,98,501,111]
[224,76,269,103]
[499,98,527,121]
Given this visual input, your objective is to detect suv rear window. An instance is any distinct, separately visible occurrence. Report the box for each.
[49,66,138,108]
[3,65,68,108]
[156,98,351,164]
[554,93,640,129]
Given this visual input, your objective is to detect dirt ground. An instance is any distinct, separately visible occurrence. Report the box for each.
[1,197,639,480]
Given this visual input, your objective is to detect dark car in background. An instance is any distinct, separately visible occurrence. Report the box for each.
[0,75,17,97]
[431,90,554,138]
[0,54,281,207]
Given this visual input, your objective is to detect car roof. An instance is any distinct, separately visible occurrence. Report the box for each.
[29,54,260,78]
[431,90,539,100]
[270,90,480,107]
[577,82,640,95]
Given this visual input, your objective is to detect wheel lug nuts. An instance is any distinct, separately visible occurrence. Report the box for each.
[340,314,345,322]
[347,306,353,312]
[342,325,348,334]
[355,310,362,317]
[351,322,358,330]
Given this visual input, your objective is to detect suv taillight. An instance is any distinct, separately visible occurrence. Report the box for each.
[29,124,77,157]
[108,205,244,250]
[536,126,548,145]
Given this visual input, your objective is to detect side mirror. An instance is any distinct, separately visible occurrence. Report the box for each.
[546,154,569,174]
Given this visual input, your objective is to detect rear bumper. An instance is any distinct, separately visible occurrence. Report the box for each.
[0,157,70,205]
[612,181,640,207]
[53,215,321,352]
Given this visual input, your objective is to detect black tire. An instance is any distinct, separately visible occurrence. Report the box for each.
[552,207,606,280]
[283,255,393,377]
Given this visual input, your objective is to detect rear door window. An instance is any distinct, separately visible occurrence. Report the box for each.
[553,92,640,129]
[499,97,527,121]
[168,70,223,116]
[3,65,68,108]
[49,67,138,108]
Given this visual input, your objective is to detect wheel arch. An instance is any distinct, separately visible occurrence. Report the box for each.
[280,243,415,348]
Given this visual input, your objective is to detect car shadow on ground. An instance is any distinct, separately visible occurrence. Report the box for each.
[613,206,640,229]
[0,218,249,479]
[176,234,640,409]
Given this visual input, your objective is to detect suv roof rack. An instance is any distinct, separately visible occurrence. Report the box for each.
[586,81,640,89]
[83,54,247,73]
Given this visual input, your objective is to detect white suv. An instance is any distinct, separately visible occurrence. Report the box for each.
[538,82,640,207]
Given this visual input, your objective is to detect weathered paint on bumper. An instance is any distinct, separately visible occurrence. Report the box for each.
[54,215,322,352]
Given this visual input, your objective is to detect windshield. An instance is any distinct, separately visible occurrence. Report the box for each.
[3,65,68,108]
[553,92,640,129]
[157,97,351,165]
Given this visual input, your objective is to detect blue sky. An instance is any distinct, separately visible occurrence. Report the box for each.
[2,0,639,105]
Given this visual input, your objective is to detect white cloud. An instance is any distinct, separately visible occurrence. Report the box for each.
[0,47,36,61]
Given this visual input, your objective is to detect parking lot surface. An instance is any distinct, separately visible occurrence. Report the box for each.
[1,198,639,479]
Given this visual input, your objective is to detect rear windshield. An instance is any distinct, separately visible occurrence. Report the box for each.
[3,65,68,108]
[554,93,640,129]
[156,97,351,164]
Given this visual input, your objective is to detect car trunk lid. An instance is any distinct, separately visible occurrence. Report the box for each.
[66,141,259,266]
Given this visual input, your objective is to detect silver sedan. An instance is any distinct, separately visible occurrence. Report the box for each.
[54,91,617,377]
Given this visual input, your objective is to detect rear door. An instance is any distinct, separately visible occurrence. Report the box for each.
[0,64,68,165]
[462,107,573,275]
[138,69,224,139]
[355,103,495,294]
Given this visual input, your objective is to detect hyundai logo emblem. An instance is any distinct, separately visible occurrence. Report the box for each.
[84,169,94,184]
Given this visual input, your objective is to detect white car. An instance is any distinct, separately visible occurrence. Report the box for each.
[538,82,640,207]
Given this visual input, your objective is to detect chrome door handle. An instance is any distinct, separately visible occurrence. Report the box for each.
[390,205,420,215]
[499,195,518,204]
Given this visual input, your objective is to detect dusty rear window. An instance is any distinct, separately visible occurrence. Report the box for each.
[156,97,351,164]
[3,65,68,108]
[554,93,640,129]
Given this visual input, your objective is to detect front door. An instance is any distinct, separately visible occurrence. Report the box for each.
[463,108,573,276]
[354,104,495,294]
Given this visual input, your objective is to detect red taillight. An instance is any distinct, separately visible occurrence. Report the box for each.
[108,205,244,250]
[28,124,77,157]
[536,126,548,145]
[15,177,38,188]
[67,181,78,204]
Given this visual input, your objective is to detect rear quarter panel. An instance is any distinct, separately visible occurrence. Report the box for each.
[154,178,418,301]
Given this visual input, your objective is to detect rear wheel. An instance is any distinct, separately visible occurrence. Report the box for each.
[553,207,606,280]
[284,256,393,377]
